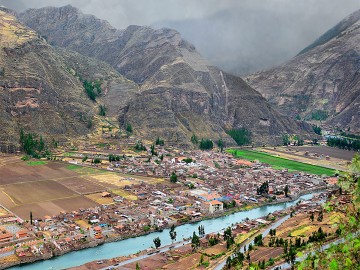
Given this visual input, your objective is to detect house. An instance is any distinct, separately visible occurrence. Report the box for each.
[16,229,29,239]
[0,232,13,242]
[101,192,111,198]
[207,200,223,214]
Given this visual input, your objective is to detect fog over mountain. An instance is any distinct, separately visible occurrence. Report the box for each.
[1,0,360,74]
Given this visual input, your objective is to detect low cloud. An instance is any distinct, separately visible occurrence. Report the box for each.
[2,0,360,74]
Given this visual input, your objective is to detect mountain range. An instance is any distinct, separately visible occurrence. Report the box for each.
[5,4,358,147]
[0,5,313,146]
[246,9,360,133]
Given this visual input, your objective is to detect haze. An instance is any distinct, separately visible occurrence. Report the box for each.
[2,0,360,74]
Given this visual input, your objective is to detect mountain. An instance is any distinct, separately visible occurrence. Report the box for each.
[19,5,312,145]
[246,10,360,133]
[0,8,93,145]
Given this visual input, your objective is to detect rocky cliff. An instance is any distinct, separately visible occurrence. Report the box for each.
[0,8,94,144]
[19,5,312,145]
[246,10,360,132]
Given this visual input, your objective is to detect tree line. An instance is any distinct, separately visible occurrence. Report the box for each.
[327,137,360,151]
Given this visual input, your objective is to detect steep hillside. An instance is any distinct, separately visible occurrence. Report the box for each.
[54,47,138,118]
[246,10,360,132]
[20,5,312,145]
[0,9,94,145]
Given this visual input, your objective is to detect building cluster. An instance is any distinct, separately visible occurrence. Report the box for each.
[0,147,333,267]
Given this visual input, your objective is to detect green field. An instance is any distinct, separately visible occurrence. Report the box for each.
[228,149,335,176]
[66,164,102,174]
[26,161,47,166]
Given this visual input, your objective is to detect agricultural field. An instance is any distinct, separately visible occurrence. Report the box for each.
[85,192,115,205]
[227,149,336,176]
[260,145,356,171]
[264,211,345,244]
[297,145,356,160]
[0,156,168,220]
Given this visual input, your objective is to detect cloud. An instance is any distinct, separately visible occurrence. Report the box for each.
[1,0,360,74]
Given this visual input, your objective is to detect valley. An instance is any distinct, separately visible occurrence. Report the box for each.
[0,2,359,270]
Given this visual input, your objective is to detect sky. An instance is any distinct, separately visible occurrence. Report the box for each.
[1,0,360,74]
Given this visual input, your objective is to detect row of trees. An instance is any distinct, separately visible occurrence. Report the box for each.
[108,154,122,162]
[327,137,360,151]
[191,135,225,151]
[282,134,304,146]
[153,224,206,250]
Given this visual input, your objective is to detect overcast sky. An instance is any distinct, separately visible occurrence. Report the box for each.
[1,0,360,74]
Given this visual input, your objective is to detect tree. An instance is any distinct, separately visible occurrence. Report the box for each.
[226,128,251,146]
[135,141,146,151]
[310,213,314,222]
[198,225,205,236]
[153,237,161,249]
[257,181,269,195]
[254,234,263,246]
[246,252,250,263]
[150,145,157,156]
[286,246,297,269]
[217,139,224,152]
[98,104,107,116]
[317,210,323,222]
[313,125,322,135]
[126,123,133,133]
[209,235,219,246]
[169,224,177,243]
[30,211,33,225]
[191,134,198,144]
[170,172,178,183]
[155,137,164,146]
[83,80,97,101]
[199,139,213,150]
[223,227,232,241]
[191,232,200,250]
[282,134,290,146]
[284,185,290,197]
[136,262,141,270]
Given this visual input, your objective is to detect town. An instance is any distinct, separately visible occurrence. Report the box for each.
[0,141,337,269]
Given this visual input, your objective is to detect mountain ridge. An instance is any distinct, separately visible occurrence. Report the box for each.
[16,5,313,145]
[246,9,360,133]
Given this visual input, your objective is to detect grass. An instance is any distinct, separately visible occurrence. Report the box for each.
[66,164,101,174]
[290,225,316,237]
[235,229,259,244]
[26,161,47,166]
[227,149,335,176]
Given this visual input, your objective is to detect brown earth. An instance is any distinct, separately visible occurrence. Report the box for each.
[3,180,77,205]
[292,145,356,160]
[0,161,80,185]
[56,177,106,194]
[0,157,100,219]
[250,246,283,263]
[11,195,97,220]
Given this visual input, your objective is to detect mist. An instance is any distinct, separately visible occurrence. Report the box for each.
[1,0,360,74]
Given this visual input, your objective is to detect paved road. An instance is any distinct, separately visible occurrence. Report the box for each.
[100,239,191,270]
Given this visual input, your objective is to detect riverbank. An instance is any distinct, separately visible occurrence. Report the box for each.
[80,192,326,270]
[7,192,321,270]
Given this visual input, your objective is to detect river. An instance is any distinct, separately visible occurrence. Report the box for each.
[9,193,315,270]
